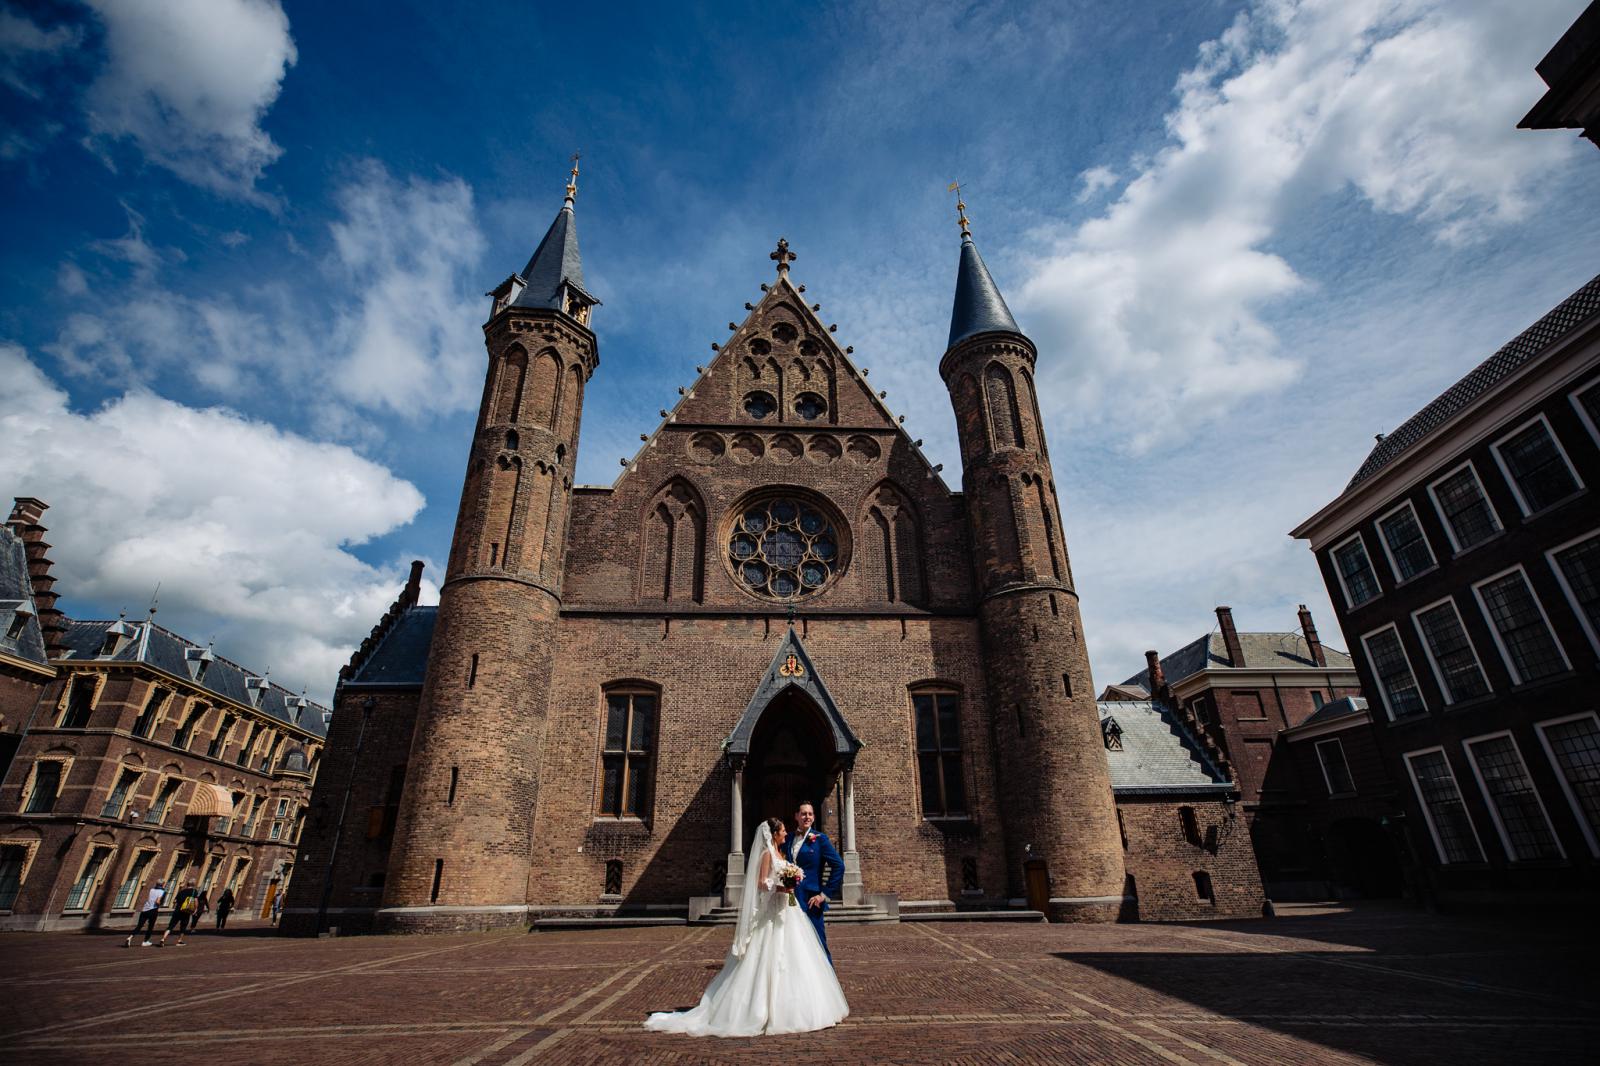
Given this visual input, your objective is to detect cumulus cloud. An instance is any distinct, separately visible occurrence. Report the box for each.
[1017,0,1578,453]
[0,344,431,702]
[81,0,296,198]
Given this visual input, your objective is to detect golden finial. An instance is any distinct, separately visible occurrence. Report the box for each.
[565,151,580,204]
[948,180,970,238]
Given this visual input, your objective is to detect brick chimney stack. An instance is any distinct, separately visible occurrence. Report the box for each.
[1145,649,1168,700]
[7,497,67,656]
[401,559,425,608]
[1215,606,1245,668]
[1298,604,1327,667]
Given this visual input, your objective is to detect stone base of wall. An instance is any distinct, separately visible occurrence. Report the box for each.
[1047,896,1129,923]
[375,904,530,934]
[278,907,378,937]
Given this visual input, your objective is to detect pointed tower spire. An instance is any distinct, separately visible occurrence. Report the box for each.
[502,154,599,323]
[945,185,1021,349]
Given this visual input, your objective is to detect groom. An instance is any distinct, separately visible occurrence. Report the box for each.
[787,801,844,964]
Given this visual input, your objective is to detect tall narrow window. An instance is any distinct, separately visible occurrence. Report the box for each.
[913,690,966,817]
[1464,734,1561,862]
[1377,502,1435,582]
[23,760,63,813]
[1413,600,1491,704]
[173,704,206,751]
[113,850,158,909]
[599,690,657,818]
[59,676,96,729]
[467,654,479,688]
[65,845,114,910]
[0,843,29,909]
[1315,739,1356,795]
[236,723,262,766]
[1474,569,1568,684]
[147,777,182,824]
[1429,464,1501,551]
[430,859,444,903]
[130,687,168,738]
[1405,749,1484,864]
[1549,532,1600,654]
[208,715,236,760]
[448,766,459,806]
[1574,380,1600,443]
[99,767,142,819]
[1362,627,1425,720]
[1494,417,1581,515]
[1536,713,1600,856]
[1332,535,1380,607]
[1192,871,1214,902]
[200,855,222,891]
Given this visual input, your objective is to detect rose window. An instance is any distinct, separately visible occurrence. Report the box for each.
[727,496,842,600]
[793,392,827,420]
[744,391,776,419]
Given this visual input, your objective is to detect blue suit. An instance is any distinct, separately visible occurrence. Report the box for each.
[788,830,844,963]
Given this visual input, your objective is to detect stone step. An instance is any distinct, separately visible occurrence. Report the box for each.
[531,916,687,931]
[690,904,895,926]
[900,909,1046,922]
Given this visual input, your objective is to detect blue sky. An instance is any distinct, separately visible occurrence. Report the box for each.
[2,0,1596,704]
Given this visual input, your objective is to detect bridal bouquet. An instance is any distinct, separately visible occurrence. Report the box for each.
[777,861,803,906]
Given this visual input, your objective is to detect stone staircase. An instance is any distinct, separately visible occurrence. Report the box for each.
[690,899,897,925]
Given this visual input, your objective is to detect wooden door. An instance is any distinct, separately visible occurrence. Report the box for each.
[1024,860,1049,913]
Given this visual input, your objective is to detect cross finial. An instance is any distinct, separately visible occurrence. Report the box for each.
[948,181,971,238]
[565,152,580,204]
[770,237,796,275]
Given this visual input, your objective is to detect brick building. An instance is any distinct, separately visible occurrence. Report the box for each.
[0,499,328,930]
[1292,274,1600,908]
[0,500,57,782]
[284,175,1264,934]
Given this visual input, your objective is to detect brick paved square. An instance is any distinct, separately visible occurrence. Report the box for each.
[3,904,1594,1065]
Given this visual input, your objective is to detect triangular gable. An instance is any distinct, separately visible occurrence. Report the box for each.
[725,626,861,758]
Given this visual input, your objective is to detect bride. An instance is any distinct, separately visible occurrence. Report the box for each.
[645,817,849,1037]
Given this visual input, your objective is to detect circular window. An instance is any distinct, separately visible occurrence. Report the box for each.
[794,392,827,420]
[725,492,846,601]
[744,391,776,419]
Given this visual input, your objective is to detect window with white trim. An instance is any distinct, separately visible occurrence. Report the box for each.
[1464,734,1561,861]
[64,844,114,910]
[1404,749,1483,864]
[1474,569,1569,684]
[1332,535,1381,608]
[99,767,142,819]
[146,777,182,825]
[1493,416,1581,515]
[113,849,158,909]
[1362,626,1425,719]
[1315,738,1355,795]
[1548,531,1600,655]
[1413,599,1491,704]
[1429,463,1501,552]
[22,760,65,814]
[1377,502,1435,582]
[1570,379,1600,446]
[1535,713,1600,857]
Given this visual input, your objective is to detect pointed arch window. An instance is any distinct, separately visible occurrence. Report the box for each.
[598,687,658,819]
[911,687,966,817]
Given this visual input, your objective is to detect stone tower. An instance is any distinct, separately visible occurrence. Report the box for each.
[940,204,1127,921]
[379,164,599,932]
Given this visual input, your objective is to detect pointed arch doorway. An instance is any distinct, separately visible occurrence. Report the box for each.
[742,688,839,855]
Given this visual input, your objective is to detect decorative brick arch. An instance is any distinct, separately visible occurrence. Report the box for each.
[638,476,707,604]
[861,479,926,606]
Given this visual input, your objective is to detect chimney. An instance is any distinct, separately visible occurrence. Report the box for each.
[1215,606,1245,668]
[7,497,68,657]
[1144,649,1167,700]
[1298,604,1326,667]
[401,559,425,608]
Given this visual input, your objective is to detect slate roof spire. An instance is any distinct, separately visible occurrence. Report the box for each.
[509,153,599,318]
[945,185,1022,349]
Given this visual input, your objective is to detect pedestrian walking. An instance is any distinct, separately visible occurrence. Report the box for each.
[270,890,283,925]
[215,885,235,929]
[124,880,165,947]
[159,880,200,945]
[194,888,210,925]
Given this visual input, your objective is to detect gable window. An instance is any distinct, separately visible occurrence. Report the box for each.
[147,777,183,825]
[1331,534,1380,608]
[1428,463,1501,552]
[0,843,33,909]
[23,760,64,814]
[598,689,656,818]
[59,676,97,729]
[1315,739,1355,796]
[1463,733,1561,862]
[913,689,967,817]
[1473,568,1569,684]
[1404,749,1484,864]
[3,603,28,641]
[1361,626,1425,720]
[99,767,142,819]
[1493,415,1582,516]
[1375,502,1435,582]
[1412,599,1491,704]
[1548,531,1600,655]
[1535,713,1600,857]
[113,849,158,910]
[130,687,168,739]
[64,844,115,910]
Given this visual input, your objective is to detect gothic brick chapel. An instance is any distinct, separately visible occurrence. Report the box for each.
[283,170,1264,934]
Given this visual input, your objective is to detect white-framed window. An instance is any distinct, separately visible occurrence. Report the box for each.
[1428,462,1502,554]
[112,848,160,910]
[98,766,144,820]
[1491,413,1583,516]
[1403,748,1485,864]
[275,798,290,818]
[1534,712,1600,858]
[1570,379,1600,447]
[1411,597,1492,705]
[63,843,117,911]
[1376,501,1436,583]
[1361,624,1426,720]
[1462,731,1563,862]
[1315,738,1356,795]
[1331,533,1382,608]
[20,758,70,814]
[1472,566,1570,684]
[1546,529,1600,656]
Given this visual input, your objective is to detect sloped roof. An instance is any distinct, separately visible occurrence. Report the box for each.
[725,627,861,758]
[512,202,595,311]
[341,606,436,688]
[1284,696,1370,737]
[1122,630,1353,689]
[1346,273,1600,489]
[1098,700,1231,795]
[948,233,1021,349]
[0,524,49,669]
[58,619,329,737]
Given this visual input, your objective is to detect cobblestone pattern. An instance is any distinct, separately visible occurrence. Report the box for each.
[6,904,1592,1065]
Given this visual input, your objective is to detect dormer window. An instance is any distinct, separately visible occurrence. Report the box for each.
[489,275,525,317]
[99,618,135,658]
[287,696,307,725]
[1102,717,1124,751]
[185,646,214,682]
[1,600,31,642]
[245,676,268,708]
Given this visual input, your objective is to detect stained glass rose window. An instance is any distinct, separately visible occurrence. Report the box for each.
[727,494,844,600]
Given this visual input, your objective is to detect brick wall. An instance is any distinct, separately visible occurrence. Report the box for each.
[1117,797,1264,920]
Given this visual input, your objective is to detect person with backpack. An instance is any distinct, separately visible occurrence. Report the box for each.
[124,880,165,948]
[160,880,200,945]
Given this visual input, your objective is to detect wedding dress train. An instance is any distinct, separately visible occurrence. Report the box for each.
[645,824,848,1037]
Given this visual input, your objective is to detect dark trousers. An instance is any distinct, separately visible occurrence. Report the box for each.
[804,902,832,964]
[215,908,231,929]
[133,909,160,939]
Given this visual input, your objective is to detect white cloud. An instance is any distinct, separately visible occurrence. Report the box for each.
[1017,0,1578,454]
[81,0,296,199]
[0,344,431,703]
[1075,166,1118,203]
[0,7,80,98]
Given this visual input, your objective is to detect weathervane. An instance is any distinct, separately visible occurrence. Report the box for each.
[770,237,796,275]
[947,181,971,238]
[565,151,580,203]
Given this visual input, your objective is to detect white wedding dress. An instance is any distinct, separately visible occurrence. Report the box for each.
[645,823,849,1037]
